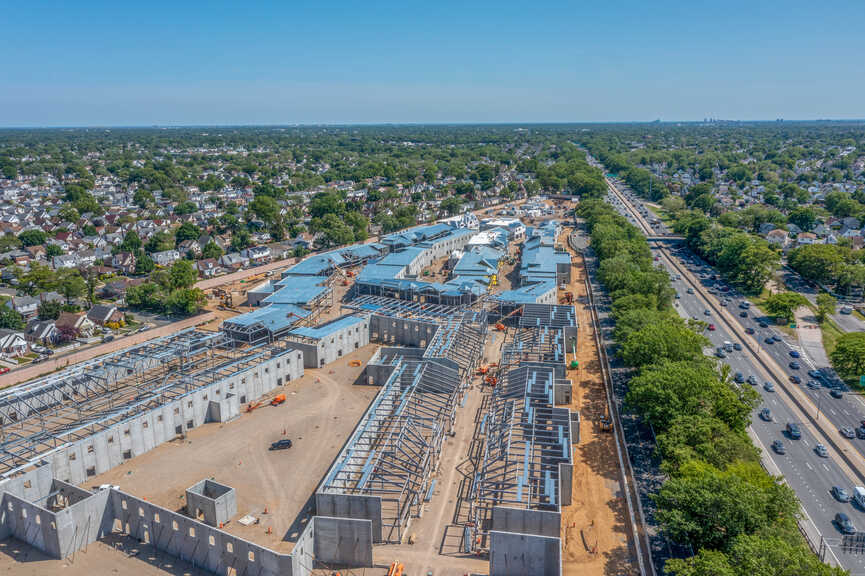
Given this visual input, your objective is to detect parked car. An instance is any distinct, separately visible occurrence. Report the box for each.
[831,389,844,399]
[269,439,293,451]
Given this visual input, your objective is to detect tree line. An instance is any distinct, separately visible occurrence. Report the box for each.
[577,198,844,576]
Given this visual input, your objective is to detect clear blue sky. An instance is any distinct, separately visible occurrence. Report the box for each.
[2,0,863,126]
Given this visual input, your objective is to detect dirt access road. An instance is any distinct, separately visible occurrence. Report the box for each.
[560,227,638,576]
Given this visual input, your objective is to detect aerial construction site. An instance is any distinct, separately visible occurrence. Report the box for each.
[0,201,638,576]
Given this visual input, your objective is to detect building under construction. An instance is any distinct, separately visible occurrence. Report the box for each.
[469,304,579,576]
[0,329,304,484]
[317,295,487,544]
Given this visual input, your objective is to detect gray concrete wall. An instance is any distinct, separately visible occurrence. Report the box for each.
[370,315,439,348]
[1,492,62,556]
[109,489,293,576]
[312,516,373,567]
[0,480,110,559]
[554,379,572,405]
[315,493,383,543]
[185,479,236,527]
[559,462,573,507]
[489,530,561,576]
[40,347,303,486]
[491,506,561,538]
[290,318,370,368]
[292,512,317,576]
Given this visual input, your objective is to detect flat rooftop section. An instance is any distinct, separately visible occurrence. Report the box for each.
[223,303,310,328]
[84,344,380,554]
[497,281,557,304]
[265,276,330,305]
[288,314,366,340]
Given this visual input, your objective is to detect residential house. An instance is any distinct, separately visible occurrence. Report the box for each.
[219,252,249,270]
[52,254,78,269]
[242,245,271,264]
[24,319,59,345]
[5,295,39,319]
[758,222,777,236]
[797,232,818,245]
[86,304,123,326]
[765,229,789,248]
[112,252,136,275]
[152,249,181,267]
[54,311,94,339]
[196,258,220,278]
[0,329,27,358]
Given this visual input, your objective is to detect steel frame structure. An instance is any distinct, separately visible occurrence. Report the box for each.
[319,356,460,543]
[471,363,572,530]
[0,329,291,478]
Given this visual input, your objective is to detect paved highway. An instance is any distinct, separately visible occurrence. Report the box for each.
[604,181,865,574]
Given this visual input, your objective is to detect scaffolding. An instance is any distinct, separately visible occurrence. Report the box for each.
[0,329,293,478]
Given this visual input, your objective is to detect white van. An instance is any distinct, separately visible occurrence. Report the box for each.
[853,486,865,508]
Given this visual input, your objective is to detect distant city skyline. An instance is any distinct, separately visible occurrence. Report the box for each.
[3,0,864,127]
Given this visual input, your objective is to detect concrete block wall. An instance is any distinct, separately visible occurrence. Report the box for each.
[370,315,439,348]
[109,489,292,576]
[315,493,383,543]
[491,506,561,538]
[313,516,373,567]
[292,318,370,369]
[489,530,562,576]
[0,478,110,559]
[42,347,303,486]
[185,479,237,527]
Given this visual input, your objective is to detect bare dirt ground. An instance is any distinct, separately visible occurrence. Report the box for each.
[561,228,638,576]
[84,344,380,555]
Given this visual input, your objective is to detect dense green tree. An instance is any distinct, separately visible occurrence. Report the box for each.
[169,260,198,289]
[18,229,47,246]
[815,293,836,322]
[620,322,709,367]
[38,300,63,320]
[831,332,865,382]
[763,292,808,323]
[0,306,25,330]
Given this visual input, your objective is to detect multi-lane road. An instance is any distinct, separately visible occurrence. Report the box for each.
[605,178,865,574]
